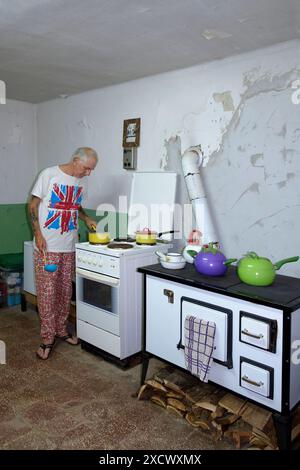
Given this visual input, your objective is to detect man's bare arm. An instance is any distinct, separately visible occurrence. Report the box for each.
[78,206,97,230]
[28,196,41,234]
[28,196,46,251]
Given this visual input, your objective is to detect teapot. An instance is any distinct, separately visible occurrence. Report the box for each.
[224,251,299,286]
[188,242,228,276]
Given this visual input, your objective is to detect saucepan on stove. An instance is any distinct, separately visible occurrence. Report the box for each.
[88,225,111,244]
[135,228,178,245]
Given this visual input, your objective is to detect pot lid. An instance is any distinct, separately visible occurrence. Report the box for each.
[136,228,157,235]
[127,172,177,240]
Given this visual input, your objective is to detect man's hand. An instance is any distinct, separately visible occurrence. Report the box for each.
[35,231,47,252]
[85,217,97,231]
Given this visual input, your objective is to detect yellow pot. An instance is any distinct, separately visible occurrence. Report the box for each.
[88,232,110,244]
[135,229,157,245]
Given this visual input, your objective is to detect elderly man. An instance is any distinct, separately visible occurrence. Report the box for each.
[28,147,98,360]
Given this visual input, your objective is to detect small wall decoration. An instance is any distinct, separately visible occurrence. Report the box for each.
[123,118,141,148]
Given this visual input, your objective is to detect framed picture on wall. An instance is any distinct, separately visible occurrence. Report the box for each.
[123,118,141,148]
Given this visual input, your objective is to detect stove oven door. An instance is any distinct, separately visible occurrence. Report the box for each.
[180,297,233,368]
[76,268,119,335]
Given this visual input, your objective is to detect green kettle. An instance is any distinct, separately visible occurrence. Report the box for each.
[225,251,299,287]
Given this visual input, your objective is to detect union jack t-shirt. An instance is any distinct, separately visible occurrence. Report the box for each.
[31,166,87,252]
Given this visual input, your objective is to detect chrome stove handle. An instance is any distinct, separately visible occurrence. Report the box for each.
[241,375,264,387]
[76,268,119,287]
[241,328,264,339]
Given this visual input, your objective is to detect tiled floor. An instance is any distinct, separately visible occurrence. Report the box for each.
[0,306,234,450]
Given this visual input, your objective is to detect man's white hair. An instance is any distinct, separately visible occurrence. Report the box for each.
[72,147,98,163]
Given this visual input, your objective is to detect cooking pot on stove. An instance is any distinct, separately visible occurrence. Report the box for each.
[188,242,228,276]
[135,228,177,245]
[224,251,299,286]
[88,225,111,244]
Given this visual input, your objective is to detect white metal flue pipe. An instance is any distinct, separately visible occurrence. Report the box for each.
[182,145,218,245]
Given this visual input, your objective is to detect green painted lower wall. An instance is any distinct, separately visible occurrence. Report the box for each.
[0,204,127,255]
[0,204,32,255]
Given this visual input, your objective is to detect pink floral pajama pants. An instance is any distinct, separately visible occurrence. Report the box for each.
[34,251,75,343]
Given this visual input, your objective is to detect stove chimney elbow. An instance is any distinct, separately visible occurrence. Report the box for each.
[182,145,203,176]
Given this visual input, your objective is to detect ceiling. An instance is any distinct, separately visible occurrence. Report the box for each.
[0,0,299,103]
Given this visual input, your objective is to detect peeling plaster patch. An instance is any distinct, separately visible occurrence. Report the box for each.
[238,145,245,152]
[231,182,260,209]
[207,69,299,169]
[250,153,264,166]
[202,29,232,40]
[243,68,300,100]
[213,91,235,112]
[277,124,287,137]
[160,135,181,169]
[287,172,295,180]
[277,181,286,189]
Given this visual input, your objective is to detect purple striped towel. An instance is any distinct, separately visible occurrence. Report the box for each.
[184,316,216,383]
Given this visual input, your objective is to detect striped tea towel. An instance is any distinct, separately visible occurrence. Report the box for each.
[184,316,216,383]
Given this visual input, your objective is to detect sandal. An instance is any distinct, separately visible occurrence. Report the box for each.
[36,342,55,360]
[55,333,79,346]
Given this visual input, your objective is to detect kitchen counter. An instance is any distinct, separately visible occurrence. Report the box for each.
[138,263,300,311]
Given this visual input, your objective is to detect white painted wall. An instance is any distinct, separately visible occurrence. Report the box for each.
[0,99,37,203]
[36,40,300,276]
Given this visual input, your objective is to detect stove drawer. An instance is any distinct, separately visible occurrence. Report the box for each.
[240,311,277,352]
[240,357,274,398]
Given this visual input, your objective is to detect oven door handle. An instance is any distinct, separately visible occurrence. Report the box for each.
[76,268,119,287]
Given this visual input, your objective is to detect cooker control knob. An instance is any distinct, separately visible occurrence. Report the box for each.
[77,255,82,262]
[98,257,103,267]
[92,258,97,266]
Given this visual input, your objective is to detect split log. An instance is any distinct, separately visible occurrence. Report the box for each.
[184,383,217,404]
[210,406,226,421]
[185,411,211,430]
[218,393,247,416]
[242,404,277,447]
[166,405,186,418]
[167,398,187,413]
[137,384,153,400]
[228,430,252,449]
[215,413,240,427]
[150,394,167,408]
[154,366,199,394]
[250,427,278,450]
[241,403,272,429]
[145,379,168,393]
[249,436,268,449]
[292,423,300,442]
[224,419,252,447]
[166,390,185,400]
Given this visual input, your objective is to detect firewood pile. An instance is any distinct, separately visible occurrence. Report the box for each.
[137,366,300,450]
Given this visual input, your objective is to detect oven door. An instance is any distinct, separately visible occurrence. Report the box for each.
[180,297,233,368]
[76,268,120,335]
